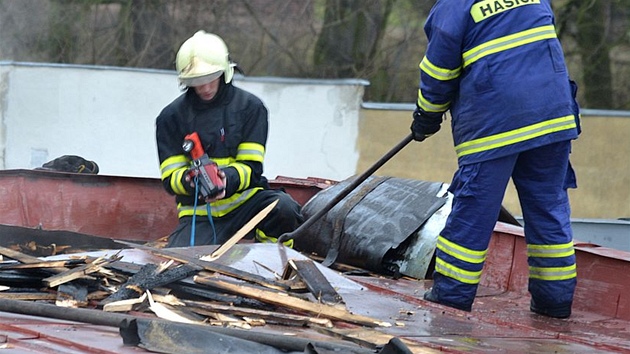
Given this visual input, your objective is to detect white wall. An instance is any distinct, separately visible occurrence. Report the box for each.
[0,62,367,181]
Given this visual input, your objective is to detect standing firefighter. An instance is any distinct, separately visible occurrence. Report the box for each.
[411,0,581,318]
[156,31,303,248]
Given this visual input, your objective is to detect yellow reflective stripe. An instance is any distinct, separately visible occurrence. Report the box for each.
[435,257,482,285]
[417,89,450,113]
[527,242,575,258]
[213,157,234,167]
[256,229,294,248]
[229,162,252,191]
[420,56,461,81]
[177,201,209,217]
[177,187,262,217]
[437,236,487,264]
[455,115,576,158]
[212,158,252,191]
[170,168,190,195]
[211,188,261,217]
[463,25,557,67]
[529,264,577,281]
[237,142,265,162]
[470,0,540,23]
[206,155,254,192]
[160,155,189,180]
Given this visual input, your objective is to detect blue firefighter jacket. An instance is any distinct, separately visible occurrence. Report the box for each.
[417,0,580,166]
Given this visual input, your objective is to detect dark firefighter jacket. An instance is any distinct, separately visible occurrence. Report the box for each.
[156,81,269,218]
[417,0,581,166]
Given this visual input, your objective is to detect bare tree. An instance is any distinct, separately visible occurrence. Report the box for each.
[1,0,628,108]
[311,0,432,102]
[575,0,613,109]
[117,0,174,68]
[313,0,394,77]
[556,0,630,109]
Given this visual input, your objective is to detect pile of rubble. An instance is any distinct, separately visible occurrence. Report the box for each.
[0,242,413,353]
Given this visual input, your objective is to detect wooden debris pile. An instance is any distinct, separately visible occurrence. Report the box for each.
[0,243,391,333]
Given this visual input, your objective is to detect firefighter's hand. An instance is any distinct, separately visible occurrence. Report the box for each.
[204,169,226,203]
[411,107,442,142]
[181,169,197,195]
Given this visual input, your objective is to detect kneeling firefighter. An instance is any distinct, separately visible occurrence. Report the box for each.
[155,30,303,248]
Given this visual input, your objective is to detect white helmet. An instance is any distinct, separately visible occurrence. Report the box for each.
[175,31,235,86]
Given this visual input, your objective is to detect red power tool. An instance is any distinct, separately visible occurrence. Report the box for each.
[182,132,225,199]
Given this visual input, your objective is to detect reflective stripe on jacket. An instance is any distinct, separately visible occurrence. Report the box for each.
[156,82,270,218]
[418,0,580,165]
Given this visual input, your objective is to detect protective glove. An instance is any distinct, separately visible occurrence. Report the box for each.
[203,169,226,203]
[180,169,197,195]
[411,106,442,142]
[182,168,227,202]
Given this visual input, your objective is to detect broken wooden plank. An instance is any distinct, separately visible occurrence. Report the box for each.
[102,263,158,303]
[193,275,391,328]
[56,282,88,308]
[194,273,312,302]
[242,317,266,327]
[146,290,205,324]
[150,293,184,306]
[43,254,122,288]
[0,245,69,273]
[0,245,49,263]
[188,307,252,329]
[103,293,147,312]
[0,258,88,270]
[0,292,57,301]
[201,199,278,262]
[104,258,143,275]
[87,290,110,301]
[0,298,367,353]
[114,240,291,291]
[102,263,198,304]
[169,282,270,309]
[183,299,334,328]
[254,260,308,292]
[105,258,272,309]
[288,259,344,307]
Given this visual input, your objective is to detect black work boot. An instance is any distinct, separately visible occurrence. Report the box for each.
[530,298,572,319]
[423,288,472,312]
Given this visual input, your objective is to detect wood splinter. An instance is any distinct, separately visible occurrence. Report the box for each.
[201,199,279,262]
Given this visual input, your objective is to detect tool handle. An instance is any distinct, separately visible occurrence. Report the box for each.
[195,159,225,198]
[278,133,413,244]
[183,132,225,198]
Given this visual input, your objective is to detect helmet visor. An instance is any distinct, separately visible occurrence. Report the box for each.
[180,70,223,87]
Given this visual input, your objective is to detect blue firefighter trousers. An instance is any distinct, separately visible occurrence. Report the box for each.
[430,140,577,311]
